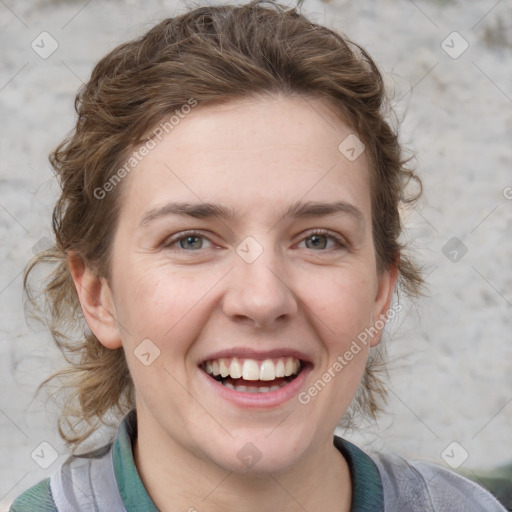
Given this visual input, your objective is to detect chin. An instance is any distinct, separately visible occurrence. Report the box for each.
[203,431,308,475]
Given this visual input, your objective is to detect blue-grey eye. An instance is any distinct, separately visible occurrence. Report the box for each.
[179,235,203,250]
[305,234,328,249]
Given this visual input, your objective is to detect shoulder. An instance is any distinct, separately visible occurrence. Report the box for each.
[9,478,57,512]
[370,451,507,512]
[9,442,115,512]
[457,463,512,510]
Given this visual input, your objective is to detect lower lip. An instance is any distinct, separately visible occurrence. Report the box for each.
[198,365,312,408]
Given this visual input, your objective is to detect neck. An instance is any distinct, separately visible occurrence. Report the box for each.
[133,418,352,512]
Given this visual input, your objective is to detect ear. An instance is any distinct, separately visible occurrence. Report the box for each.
[67,253,123,349]
[369,260,399,348]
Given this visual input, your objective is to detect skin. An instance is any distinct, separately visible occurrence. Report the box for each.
[69,93,398,512]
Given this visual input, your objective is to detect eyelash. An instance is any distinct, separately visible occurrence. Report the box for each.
[161,229,347,253]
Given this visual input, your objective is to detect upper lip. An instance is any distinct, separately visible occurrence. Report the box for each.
[199,347,313,365]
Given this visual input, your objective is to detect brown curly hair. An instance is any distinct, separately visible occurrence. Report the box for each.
[23,0,423,452]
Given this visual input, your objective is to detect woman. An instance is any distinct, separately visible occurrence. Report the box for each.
[10,1,507,510]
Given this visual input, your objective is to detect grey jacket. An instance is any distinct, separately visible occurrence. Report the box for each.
[17,444,507,511]
[371,451,508,511]
[10,413,507,512]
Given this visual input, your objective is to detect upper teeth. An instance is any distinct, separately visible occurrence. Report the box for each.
[204,357,301,381]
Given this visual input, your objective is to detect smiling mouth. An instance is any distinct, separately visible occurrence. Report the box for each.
[201,356,306,393]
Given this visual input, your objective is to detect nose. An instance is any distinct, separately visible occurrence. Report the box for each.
[221,238,298,329]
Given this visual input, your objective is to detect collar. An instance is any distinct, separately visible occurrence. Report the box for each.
[333,436,384,511]
[112,410,384,512]
[112,409,159,511]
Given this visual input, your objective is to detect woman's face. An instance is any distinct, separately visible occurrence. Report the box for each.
[96,94,396,473]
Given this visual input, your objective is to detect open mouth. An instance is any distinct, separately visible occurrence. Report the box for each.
[200,356,306,394]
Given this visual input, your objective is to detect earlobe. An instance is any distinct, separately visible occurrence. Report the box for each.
[67,253,123,349]
[369,262,399,347]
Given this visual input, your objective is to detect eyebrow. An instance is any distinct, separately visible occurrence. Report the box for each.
[138,200,365,231]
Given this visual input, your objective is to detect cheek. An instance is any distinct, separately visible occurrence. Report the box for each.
[299,269,376,400]
[113,262,214,349]
[301,269,375,339]
[114,266,211,408]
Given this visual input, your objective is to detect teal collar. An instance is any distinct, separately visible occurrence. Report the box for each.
[112,409,159,511]
[112,410,384,511]
[333,436,384,511]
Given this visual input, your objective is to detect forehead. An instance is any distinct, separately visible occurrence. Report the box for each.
[117,94,372,223]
